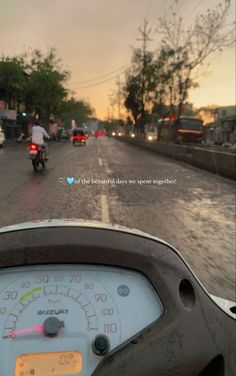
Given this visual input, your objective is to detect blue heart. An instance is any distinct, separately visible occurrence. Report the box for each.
[66,177,75,185]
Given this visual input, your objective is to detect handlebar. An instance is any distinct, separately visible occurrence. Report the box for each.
[0,219,235,376]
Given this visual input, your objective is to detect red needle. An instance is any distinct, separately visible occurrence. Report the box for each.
[7,325,44,337]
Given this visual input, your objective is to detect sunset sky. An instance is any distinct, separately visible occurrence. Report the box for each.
[0,0,235,119]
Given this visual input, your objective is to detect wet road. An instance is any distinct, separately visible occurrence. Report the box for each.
[0,137,235,300]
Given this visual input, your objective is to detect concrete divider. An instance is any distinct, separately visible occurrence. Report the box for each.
[117,136,236,180]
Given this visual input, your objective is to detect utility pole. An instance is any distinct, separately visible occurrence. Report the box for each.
[108,91,115,120]
[108,79,123,122]
[116,75,122,120]
[136,19,153,136]
[107,107,110,121]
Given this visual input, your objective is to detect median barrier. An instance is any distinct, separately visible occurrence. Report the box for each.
[116,136,236,180]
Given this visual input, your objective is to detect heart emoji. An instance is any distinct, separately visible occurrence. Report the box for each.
[66,177,75,185]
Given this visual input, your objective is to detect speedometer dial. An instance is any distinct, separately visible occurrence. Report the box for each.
[0,265,163,376]
[3,283,102,339]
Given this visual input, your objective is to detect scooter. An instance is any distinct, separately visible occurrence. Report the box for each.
[0,219,235,376]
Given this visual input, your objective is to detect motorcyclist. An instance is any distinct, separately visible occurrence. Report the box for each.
[31,121,50,159]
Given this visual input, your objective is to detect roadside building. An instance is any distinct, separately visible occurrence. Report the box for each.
[0,89,24,138]
[199,105,236,145]
[217,105,236,144]
[0,107,19,138]
[198,107,219,144]
[202,122,222,144]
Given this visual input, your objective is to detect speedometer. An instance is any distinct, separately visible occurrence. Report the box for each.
[0,265,163,376]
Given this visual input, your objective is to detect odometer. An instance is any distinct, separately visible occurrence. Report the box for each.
[15,351,82,375]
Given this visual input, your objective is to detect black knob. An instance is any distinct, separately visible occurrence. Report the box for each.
[43,317,64,337]
[92,334,110,356]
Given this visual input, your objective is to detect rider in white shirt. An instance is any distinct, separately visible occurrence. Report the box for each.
[31,121,50,158]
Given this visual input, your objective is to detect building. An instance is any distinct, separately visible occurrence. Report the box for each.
[0,89,21,137]
[217,106,236,143]
[201,105,236,145]
[0,106,19,138]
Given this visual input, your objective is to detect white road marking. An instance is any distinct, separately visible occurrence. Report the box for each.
[98,148,101,153]
[101,195,110,223]
[104,161,112,174]
[98,157,103,166]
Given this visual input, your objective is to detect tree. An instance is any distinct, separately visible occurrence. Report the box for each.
[124,74,142,127]
[123,21,155,138]
[0,57,27,110]
[135,20,153,132]
[124,49,155,137]
[157,0,234,126]
[58,98,92,127]
[24,48,69,121]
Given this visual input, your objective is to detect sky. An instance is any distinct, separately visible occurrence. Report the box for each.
[0,0,235,119]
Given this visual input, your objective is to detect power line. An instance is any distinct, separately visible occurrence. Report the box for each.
[149,0,168,31]
[71,64,127,85]
[175,0,187,13]
[185,0,205,20]
[121,0,160,68]
[70,3,156,92]
[70,69,127,90]
[144,0,156,19]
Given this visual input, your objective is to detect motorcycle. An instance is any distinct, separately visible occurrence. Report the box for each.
[28,143,47,172]
[0,219,235,376]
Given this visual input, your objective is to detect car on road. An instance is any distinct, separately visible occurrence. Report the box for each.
[0,130,5,148]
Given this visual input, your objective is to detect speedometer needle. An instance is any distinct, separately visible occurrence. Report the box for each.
[4,317,65,339]
[5,325,44,338]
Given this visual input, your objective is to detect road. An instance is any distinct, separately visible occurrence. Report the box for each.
[0,137,235,301]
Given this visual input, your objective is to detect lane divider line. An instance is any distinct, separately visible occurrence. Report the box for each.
[98,157,103,166]
[101,195,110,223]
[104,161,112,174]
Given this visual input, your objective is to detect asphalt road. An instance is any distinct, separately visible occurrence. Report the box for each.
[0,137,235,300]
